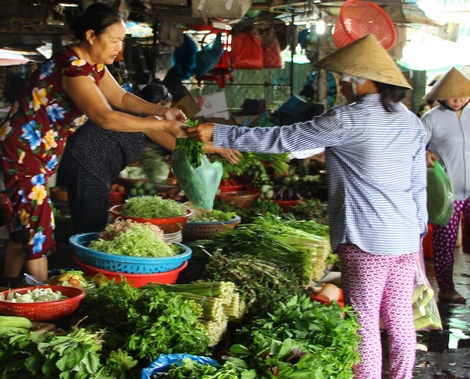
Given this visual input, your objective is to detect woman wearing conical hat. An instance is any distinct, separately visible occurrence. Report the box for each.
[421,67,470,304]
[190,34,427,379]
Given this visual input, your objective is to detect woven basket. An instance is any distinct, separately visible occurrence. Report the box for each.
[69,232,192,274]
[182,216,241,241]
[218,190,259,208]
[0,286,86,321]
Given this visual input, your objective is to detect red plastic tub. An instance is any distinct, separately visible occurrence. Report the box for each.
[108,204,191,233]
[73,255,188,287]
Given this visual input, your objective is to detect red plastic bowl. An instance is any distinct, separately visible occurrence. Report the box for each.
[108,204,191,233]
[74,255,188,288]
[0,285,86,321]
[218,184,245,193]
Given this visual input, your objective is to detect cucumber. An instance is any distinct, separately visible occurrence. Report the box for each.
[0,315,33,329]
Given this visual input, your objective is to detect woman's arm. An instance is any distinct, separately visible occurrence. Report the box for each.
[62,69,187,137]
[144,129,177,152]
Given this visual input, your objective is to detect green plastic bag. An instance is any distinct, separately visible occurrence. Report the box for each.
[427,161,454,226]
[172,150,223,210]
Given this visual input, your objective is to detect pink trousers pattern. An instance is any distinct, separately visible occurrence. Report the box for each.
[432,198,470,292]
[337,243,417,379]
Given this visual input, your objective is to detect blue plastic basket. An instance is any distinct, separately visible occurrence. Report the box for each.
[69,233,192,274]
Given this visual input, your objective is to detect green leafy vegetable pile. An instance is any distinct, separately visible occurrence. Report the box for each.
[213,152,290,179]
[121,196,188,219]
[188,209,237,222]
[227,295,360,379]
[73,281,210,366]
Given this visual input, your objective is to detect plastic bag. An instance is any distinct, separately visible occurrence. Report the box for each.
[262,27,284,69]
[230,31,264,70]
[427,161,454,226]
[172,151,223,210]
[195,32,224,78]
[172,35,198,80]
[412,250,442,331]
[141,353,219,379]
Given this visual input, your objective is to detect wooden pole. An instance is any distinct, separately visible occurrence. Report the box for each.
[317,31,328,106]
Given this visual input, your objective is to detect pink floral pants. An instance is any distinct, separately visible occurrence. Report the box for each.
[337,243,417,379]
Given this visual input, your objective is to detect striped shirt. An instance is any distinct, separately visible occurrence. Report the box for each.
[213,94,428,255]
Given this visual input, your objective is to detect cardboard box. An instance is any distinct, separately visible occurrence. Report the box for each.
[160,24,184,47]
[192,0,253,19]
[173,95,201,119]
[195,92,229,119]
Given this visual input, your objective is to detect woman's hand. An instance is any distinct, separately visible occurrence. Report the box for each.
[187,123,215,142]
[426,151,439,167]
[215,148,242,164]
[162,107,187,122]
[146,116,187,138]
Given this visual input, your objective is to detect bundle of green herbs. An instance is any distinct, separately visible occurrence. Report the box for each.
[213,152,290,179]
[174,119,205,169]
[70,281,210,371]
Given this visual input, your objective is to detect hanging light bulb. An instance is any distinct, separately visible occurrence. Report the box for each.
[316,16,326,35]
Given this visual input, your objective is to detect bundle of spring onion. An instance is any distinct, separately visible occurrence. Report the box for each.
[257,216,331,281]
[205,252,302,320]
[89,219,176,258]
[413,284,442,330]
[142,282,244,347]
[199,226,310,283]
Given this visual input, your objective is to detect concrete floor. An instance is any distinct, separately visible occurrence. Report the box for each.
[410,247,470,379]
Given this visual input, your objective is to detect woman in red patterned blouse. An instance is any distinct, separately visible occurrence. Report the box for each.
[0,3,187,284]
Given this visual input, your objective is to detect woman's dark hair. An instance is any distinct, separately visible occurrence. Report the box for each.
[140,82,172,105]
[69,3,124,41]
[373,81,408,112]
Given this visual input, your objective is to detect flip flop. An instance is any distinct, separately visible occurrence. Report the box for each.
[438,290,467,304]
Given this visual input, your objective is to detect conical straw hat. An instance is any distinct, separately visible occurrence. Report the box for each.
[315,34,412,89]
[424,67,470,100]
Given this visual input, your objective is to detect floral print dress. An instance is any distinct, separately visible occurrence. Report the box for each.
[0,46,105,260]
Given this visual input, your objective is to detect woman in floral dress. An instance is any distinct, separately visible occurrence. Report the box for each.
[0,3,187,284]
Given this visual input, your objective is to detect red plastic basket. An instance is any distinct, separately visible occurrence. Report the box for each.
[0,285,86,321]
[74,255,188,288]
[333,0,396,50]
[109,204,191,233]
